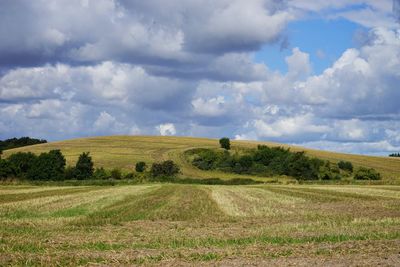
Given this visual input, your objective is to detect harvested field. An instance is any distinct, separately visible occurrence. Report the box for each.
[0,184,399,266]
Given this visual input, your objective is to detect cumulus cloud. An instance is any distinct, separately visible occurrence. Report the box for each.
[0,0,399,155]
[157,123,176,136]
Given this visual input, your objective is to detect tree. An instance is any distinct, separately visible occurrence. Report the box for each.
[7,152,37,177]
[0,159,13,180]
[26,150,66,181]
[74,152,94,180]
[151,160,180,177]
[0,137,47,151]
[338,161,353,172]
[219,137,231,150]
[135,162,147,173]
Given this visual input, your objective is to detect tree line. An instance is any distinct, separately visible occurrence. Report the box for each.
[389,153,400,157]
[186,138,381,181]
[0,150,180,181]
[0,137,381,182]
[0,137,47,153]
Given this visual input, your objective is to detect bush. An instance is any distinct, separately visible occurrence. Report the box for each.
[26,150,66,181]
[93,167,109,180]
[219,137,231,150]
[135,162,147,173]
[354,167,381,180]
[75,152,94,180]
[192,149,219,170]
[151,160,180,177]
[338,161,353,172]
[110,168,122,180]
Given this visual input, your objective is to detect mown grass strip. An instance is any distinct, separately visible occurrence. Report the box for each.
[58,231,400,253]
[0,187,102,204]
[135,231,400,250]
[76,185,227,226]
[262,187,343,202]
[283,187,383,201]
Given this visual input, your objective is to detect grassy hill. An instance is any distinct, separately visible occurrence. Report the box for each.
[3,135,400,182]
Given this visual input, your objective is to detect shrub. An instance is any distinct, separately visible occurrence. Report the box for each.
[135,162,147,173]
[110,168,122,180]
[26,150,66,181]
[75,152,94,180]
[93,167,109,180]
[219,137,231,150]
[151,160,180,177]
[192,149,219,170]
[354,167,381,180]
[338,161,353,172]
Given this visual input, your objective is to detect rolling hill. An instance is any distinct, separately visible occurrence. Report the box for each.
[3,136,400,182]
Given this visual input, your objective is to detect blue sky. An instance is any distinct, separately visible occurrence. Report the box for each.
[256,18,364,75]
[0,0,399,155]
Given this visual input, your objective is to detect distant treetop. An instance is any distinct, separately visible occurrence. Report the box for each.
[0,137,47,151]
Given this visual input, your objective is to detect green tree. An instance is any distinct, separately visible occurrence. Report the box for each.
[0,159,13,180]
[7,152,37,177]
[27,150,66,181]
[75,152,94,180]
[219,137,231,150]
[338,161,353,172]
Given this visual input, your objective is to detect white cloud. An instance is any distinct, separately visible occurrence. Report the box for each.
[192,96,226,117]
[157,123,176,136]
[286,47,312,79]
[253,114,330,139]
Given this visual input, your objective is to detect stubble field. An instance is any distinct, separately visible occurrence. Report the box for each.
[1,184,399,266]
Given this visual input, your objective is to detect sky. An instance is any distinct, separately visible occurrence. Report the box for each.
[0,0,400,155]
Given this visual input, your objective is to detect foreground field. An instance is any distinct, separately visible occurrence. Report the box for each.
[0,184,399,266]
[3,136,400,181]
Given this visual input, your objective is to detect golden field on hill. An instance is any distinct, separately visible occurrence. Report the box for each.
[3,136,400,182]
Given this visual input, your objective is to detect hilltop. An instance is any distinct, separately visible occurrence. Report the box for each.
[3,136,399,182]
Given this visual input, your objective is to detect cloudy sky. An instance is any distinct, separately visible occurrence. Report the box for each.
[1,0,400,155]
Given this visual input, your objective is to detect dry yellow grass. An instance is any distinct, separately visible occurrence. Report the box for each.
[3,135,400,181]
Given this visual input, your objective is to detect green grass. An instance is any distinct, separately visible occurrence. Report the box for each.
[0,184,399,265]
[3,135,400,182]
